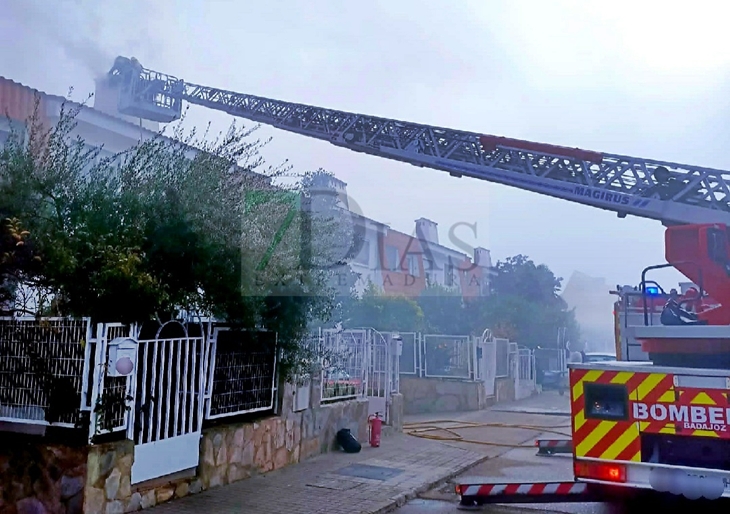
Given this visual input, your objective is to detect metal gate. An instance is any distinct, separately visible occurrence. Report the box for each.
[478,329,497,397]
[130,321,209,484]
[367,331,398,423]
[514,346,536,400]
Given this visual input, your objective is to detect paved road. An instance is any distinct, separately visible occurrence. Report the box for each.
[397,393,730,513]
[397,436,616,514]
[397,444,730,513]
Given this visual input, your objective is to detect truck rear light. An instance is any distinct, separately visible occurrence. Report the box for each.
[574,460,626,483]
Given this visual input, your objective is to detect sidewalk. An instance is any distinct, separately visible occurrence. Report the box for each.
[147,432,488,514]
[147,395,571,514]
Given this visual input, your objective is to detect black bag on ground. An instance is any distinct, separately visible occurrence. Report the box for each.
[336,428,361,453]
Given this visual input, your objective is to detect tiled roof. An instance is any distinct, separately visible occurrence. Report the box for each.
[0,75,159,136]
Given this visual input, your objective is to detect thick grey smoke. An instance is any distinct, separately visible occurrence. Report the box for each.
[5,0,114,77]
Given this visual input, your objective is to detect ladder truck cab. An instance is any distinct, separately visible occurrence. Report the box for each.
[105,56,730,506]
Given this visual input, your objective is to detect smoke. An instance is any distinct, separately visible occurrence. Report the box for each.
[4,0,113,77]
[4,0,161,80]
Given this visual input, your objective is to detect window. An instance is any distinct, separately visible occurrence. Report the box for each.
[406,254,420,276]
[385,245,399,271]
[353,240,370,266]
[423,259,434,285]
[481,278,490,296]
[445,262,455,286]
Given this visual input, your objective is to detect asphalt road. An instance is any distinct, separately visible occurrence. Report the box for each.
[396,444,730,514]
[395,442,617,514]
[395,393,730,514]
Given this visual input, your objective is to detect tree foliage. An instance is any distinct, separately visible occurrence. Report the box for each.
[339,255,580,348]
[484,254,580,347]
[416,284,465,334]
[0,99,345,378]
[339,282,424,332]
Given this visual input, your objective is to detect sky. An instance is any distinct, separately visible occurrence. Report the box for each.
[3,0,730,292]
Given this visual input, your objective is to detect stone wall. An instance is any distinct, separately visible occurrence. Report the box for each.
[83,382,370,513]
[495,376,516,403]
[400,376,487,415]
[299,398,369,460]
[0,433,88,514]
[387,393,404,432]
[84,440,135,514]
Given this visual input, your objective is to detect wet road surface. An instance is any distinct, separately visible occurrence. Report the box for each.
[396,410,730,513]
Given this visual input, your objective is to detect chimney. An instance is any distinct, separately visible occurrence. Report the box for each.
[474,247,492,267]
[93,76,160,133]
[310,173,349,210]
[415,218,438,245]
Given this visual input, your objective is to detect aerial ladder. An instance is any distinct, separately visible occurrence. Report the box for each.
[108,56,730,505]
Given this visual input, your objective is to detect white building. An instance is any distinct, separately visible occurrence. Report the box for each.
[0,75,493,300]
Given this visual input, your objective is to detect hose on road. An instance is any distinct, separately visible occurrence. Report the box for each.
[403,419,572,448]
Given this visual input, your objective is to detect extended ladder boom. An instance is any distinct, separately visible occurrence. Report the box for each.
[108,56,730,226]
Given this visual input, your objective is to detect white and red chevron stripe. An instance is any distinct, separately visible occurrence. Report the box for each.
[459,482,588,497]
[537,439,572,448]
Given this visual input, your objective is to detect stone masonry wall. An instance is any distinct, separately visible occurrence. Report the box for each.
[495,376,516,403]
[400,376,487,415]
[83,380,370,513]
[0,434,88,514]
[387,393,404,433]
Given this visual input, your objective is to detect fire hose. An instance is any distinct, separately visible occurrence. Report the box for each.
[404,419,572,448]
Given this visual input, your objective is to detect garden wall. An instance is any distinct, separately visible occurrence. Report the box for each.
[495,376,516,404]
[0,432,88,514]
[0,377,405,513]
[400,376,488,415]
[84,382,371,513]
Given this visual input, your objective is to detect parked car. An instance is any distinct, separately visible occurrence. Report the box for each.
[540,368,569,395]
[581,352,617,363]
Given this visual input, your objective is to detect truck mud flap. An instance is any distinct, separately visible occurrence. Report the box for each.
[455,481,602,508]
[535,438,573,455]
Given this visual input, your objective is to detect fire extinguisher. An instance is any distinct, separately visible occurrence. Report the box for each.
[368,412,383,447]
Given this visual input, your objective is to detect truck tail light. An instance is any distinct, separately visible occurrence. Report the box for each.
[574,460,626,483]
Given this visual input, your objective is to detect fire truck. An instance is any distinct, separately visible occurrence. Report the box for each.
[612,282,720,361]
[107,56,730,505]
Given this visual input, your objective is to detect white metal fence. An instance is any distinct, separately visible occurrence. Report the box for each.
[422,335,474,379]
[319,328,367,402]
[314,328,400,421]
[205,327,278,419]
[392,331,535,401]
[0,319,279,436]
[385,332,527,385]
[0,317,92,427]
